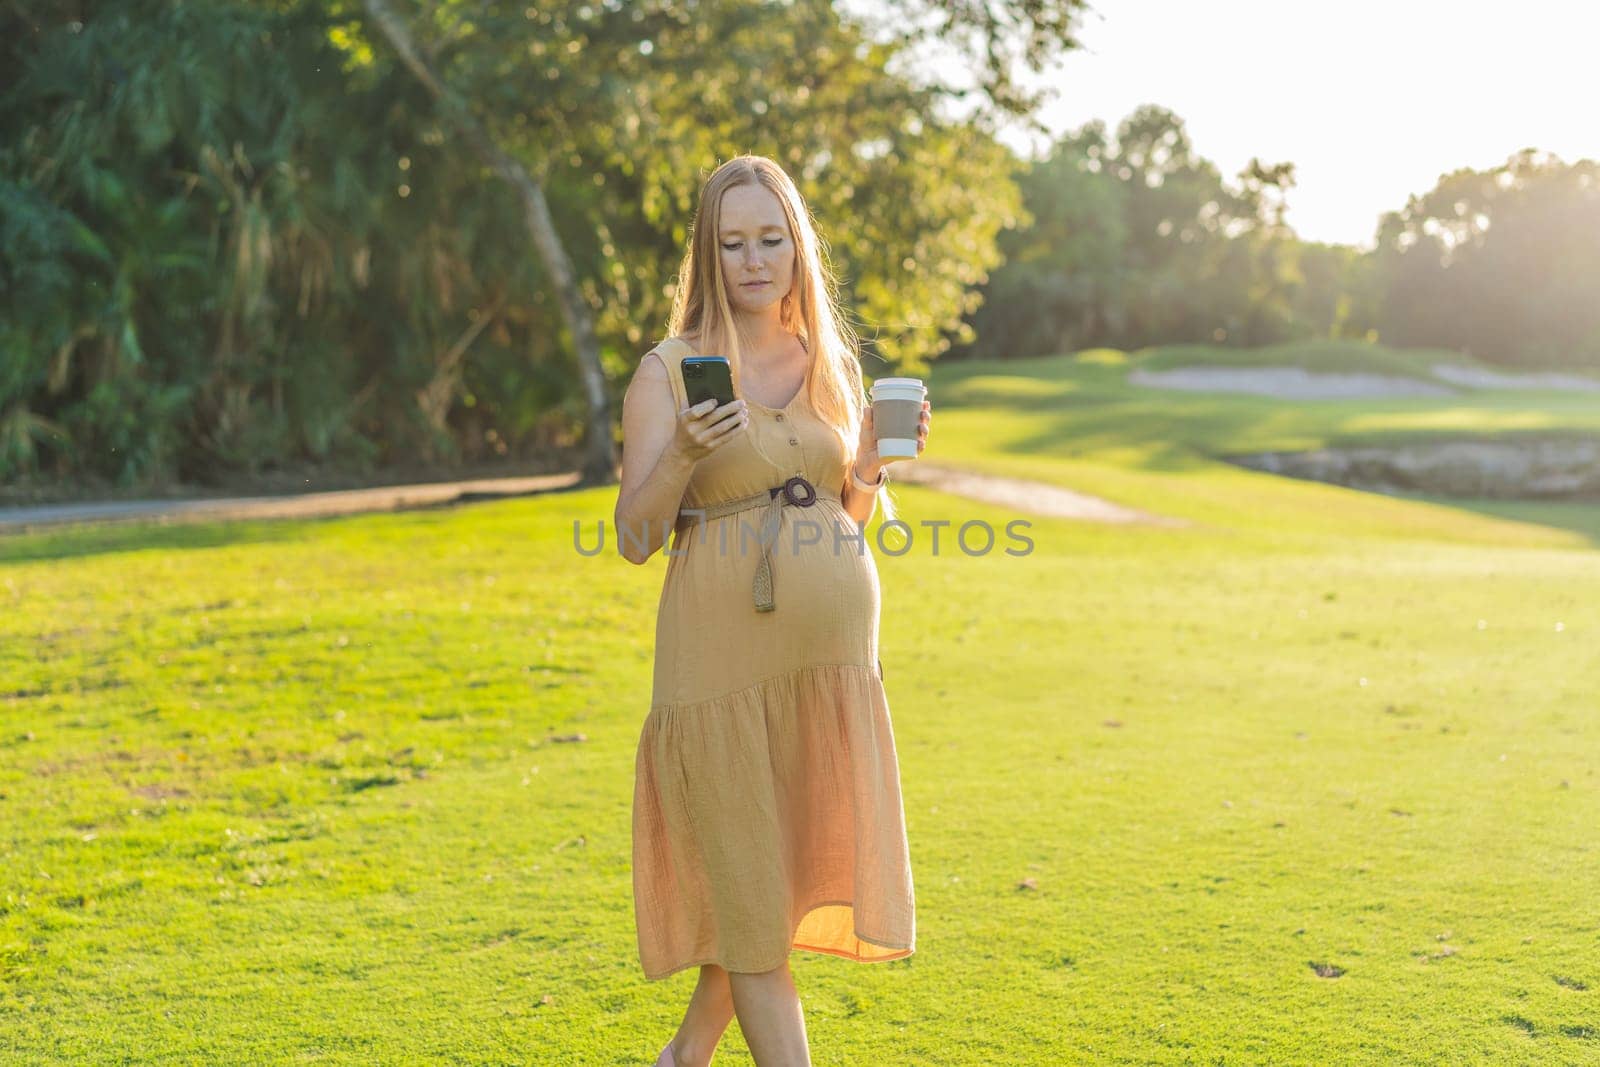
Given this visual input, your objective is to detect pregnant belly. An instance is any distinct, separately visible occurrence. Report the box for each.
[663,499,880,666]
[767,499,879,618]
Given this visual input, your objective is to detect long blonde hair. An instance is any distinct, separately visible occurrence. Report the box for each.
[667,154,900,526]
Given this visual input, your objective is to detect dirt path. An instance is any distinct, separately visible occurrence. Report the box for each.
[889,462,1181,525]
[0,473,582,533]
[0,464,1176,534]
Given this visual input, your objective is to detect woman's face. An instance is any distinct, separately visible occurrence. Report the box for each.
[717,183,796,317]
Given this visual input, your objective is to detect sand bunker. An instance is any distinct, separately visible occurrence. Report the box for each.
[1127,366,1454,399]
[1427,363,1600,392]
[1129,362,1600,400]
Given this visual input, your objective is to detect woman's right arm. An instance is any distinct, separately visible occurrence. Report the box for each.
[614,352,748,565]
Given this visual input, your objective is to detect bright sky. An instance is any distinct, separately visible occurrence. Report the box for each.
[921,1,1600,248]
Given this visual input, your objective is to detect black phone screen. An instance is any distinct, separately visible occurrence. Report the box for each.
[681,357,736,411]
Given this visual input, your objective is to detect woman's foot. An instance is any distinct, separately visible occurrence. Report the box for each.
[656,1036,720,1067]
[659,1035,719,1067]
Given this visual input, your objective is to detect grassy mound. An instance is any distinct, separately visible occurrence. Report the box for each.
[3,347,1598,1063]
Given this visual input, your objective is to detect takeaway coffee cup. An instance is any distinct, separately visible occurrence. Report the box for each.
[870,377,925,460]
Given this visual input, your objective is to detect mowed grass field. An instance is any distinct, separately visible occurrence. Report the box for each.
[2,343,1598,1064]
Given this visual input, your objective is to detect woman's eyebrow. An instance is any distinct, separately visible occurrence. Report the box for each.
[718,225,786,237]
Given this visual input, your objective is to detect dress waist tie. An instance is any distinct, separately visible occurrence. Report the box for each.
[675,475,837,613]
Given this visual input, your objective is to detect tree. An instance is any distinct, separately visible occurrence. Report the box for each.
[955,105,1305,357]
[353,0,1040,377]
[841,0,1087,129]
[1373,150,1600,369]
[360,0,618,486]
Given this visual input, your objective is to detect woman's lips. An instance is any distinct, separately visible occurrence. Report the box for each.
[741,281,769,288]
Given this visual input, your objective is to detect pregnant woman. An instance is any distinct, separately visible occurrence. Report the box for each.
[614,154,931,1066]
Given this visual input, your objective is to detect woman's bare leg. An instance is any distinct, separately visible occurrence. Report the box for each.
[665,964,736,1067]
[728,959,811,1067]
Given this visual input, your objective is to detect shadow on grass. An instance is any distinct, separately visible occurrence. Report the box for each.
[0,518,320,565]
[1406,496,1600,548]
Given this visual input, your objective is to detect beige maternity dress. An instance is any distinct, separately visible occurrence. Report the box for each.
[631,335,916,981]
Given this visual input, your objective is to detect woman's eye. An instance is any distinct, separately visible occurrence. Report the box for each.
[723,238,784,250]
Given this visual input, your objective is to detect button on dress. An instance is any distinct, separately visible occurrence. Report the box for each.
[631,335,917,980]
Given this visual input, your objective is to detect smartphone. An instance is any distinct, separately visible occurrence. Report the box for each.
[681,356,737,412]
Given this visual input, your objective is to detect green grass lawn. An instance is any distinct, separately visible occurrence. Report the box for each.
[3,346,1599,1064]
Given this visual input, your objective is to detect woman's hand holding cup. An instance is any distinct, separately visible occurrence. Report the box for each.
[858,379,930,477]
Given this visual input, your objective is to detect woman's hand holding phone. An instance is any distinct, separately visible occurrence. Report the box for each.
[674,397,748,463]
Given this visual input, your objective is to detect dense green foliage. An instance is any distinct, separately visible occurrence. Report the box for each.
[2,0,532,485]
[1,0,1035,487]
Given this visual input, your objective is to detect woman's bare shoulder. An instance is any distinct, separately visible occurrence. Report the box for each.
[638,334,683,363]
[642,333,700,361]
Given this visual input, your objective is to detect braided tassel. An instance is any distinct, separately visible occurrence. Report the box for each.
[752,494,784,612]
